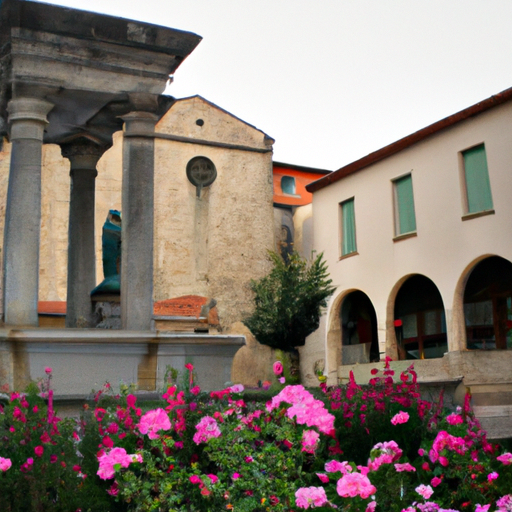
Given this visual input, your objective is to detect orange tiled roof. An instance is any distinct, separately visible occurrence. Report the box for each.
[38,301,67,315]
[153,295,219,324]
[37,296,219,324]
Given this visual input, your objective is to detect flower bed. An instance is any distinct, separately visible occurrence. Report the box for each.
[1,359,511,511]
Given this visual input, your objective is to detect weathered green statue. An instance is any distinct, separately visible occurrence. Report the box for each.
[90,210,121,296]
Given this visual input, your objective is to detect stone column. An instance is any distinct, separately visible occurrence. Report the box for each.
[3,98,53,326]
[61,138,106,328]
[121,108,159,330]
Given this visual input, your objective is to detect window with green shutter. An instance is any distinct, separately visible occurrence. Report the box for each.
[340,198,357,256]
[393,174,416,236]
[462,144,493,214]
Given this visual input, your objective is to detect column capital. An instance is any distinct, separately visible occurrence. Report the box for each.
[121,111,159,136]
[60,137,109,175]
[7,98,54,141]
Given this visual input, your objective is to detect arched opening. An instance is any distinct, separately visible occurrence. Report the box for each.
[340,290,379,364]
[464,256,512,350]
[394,275,447,360]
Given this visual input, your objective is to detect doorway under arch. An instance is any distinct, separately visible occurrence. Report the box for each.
[464,256,512,350]
[340,290,379,364]
[394,275,447,360]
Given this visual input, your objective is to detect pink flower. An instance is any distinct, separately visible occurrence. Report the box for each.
[245,456,254,463]
[185,363,194,371]
[325,460,352,474]
[446,413,463,425]
[137,408,171,440]
[207,474,218,484]
[279,377,286,384]
[488,471,499,481]
[497,453,512,465]
[193,416,221,444]
[431,476,442,487]
[273,361,284,376]
[45,367,52,374]
[189,475,201,484]
[190,386,201,396]
[34,445,44,457]
[0,457,12,472]
[229,384,244,393]
[475,505,490,512]
[391,411,410,425]
[366,501,377,512]
[232,472,241,480]
[337,472,376,499]
[295,486,328,509]
[415,484,434,500]
[316,473,329,483]
[107,482,118,496]
[50,455,58,463]
[97,448,140,480]
[395,463,416,472]
[302,430,320,454]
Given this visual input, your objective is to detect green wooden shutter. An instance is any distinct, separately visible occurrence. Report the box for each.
[342,199,356,255]
[463,145,493,213]
[395,174,416,235]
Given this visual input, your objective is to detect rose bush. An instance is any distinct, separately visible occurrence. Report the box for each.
[1,360,512,511]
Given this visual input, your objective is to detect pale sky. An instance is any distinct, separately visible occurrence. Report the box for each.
[42,0,512,171]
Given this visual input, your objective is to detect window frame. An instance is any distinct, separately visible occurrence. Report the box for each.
[392,172,417,239]
[339,197,357,259]
[460,143,494,218]
[280,175,296,196]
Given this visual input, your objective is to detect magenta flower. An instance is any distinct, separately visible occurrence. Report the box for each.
[431,476,442,487]
[207,474,218,483]
[232,472,241,480]
[45,367,52,375]
[295,486,328,509]
[488,471,499,481]
[273,361,283,376]
[475,505,491,512]
[137,408,171,440]
[415,484,434,500]
[446,413,463,425]
[391,411,410,425]
[189,475,201,484]
[395,463,416,472]
[366,501,377,512]
[229,384,244,393]
[497,453,512,465]
[496,495,512,511]
[337,472,376,499]
[34,445,44,457]
[0,457,12,472]
[316,473,329,483]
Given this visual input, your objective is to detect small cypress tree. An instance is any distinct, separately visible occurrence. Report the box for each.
[244,251,335,351]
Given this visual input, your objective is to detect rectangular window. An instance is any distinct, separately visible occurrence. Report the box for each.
[462,144,493,214]
[393,174,416,236]
[340,198,357,256]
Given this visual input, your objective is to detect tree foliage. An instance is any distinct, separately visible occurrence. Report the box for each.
[244,251,335,351]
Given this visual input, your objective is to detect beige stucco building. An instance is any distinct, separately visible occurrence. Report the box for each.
[301,87,512,437]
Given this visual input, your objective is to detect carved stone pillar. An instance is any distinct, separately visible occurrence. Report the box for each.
[61,138,106,328]
[121,105,159,330]
[3,98,53,326]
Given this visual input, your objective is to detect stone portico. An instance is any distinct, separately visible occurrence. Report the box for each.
[0,0,245,395]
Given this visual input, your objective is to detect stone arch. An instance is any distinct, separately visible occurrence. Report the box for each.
[388,274,448,360]
[326,289,379,374]
[454,255,512,351]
